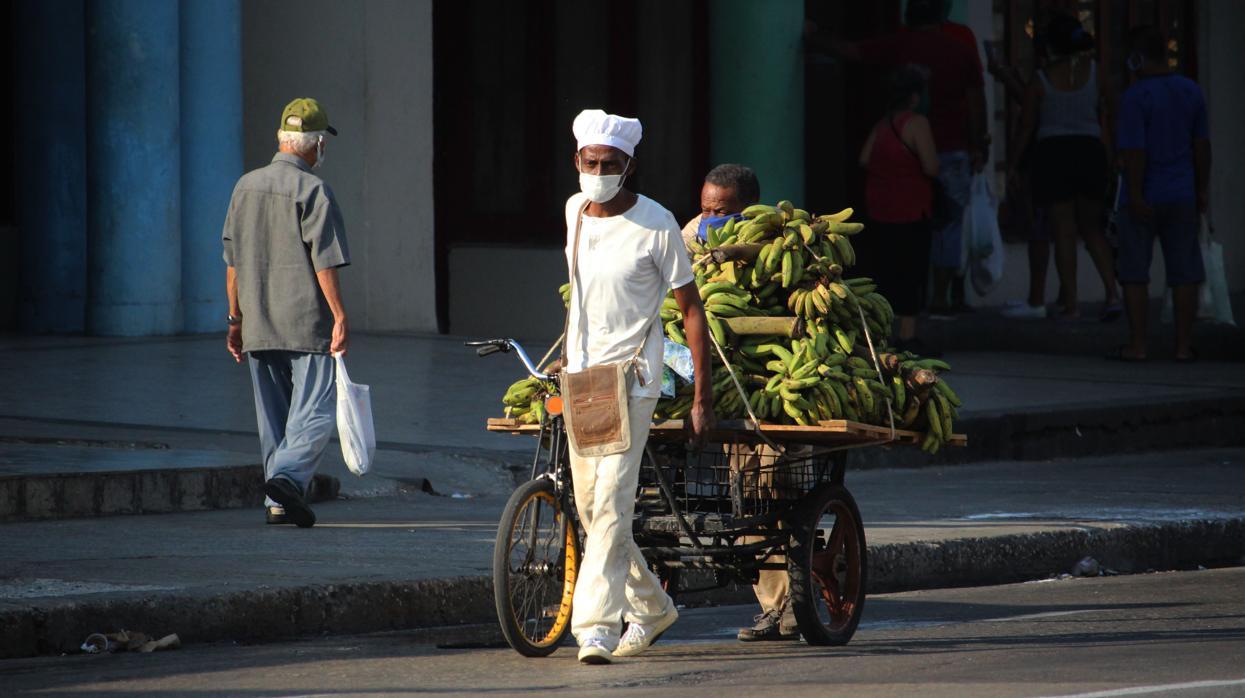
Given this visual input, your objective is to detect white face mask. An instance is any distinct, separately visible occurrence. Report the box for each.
[314,136,326,169]
[577,156,630,203]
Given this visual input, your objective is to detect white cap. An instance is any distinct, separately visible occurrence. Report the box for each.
[572,109,642,157]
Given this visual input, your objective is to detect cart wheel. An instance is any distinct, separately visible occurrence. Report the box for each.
[493,478,579,657]
[786,484,867,646]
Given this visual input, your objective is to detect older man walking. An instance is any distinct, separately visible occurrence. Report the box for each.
[563,109,716,664]
[223,97,350,529]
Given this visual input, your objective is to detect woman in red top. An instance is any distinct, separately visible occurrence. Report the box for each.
[858,65,941,351]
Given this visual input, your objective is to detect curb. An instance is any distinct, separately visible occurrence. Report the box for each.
[851,394,1245,469]
[3,517,1241,659]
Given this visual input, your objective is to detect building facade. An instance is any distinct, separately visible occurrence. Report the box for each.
[3,0,1240,338]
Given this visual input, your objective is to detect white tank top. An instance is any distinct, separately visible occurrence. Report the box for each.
[1036,60,1102,140]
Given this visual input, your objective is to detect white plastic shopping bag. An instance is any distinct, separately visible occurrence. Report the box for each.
[1201,221,1236,326]
[965,173,1005,296]
[334,353,375,476]
[1161,216,1236,326]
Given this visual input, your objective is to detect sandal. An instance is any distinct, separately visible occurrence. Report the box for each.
[1175,348,1198,363]
[1099,302,1123,323]
[1105,345,1146,362]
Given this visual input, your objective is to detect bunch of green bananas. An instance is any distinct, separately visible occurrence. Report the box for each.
[663,200,961,450]
[500,376,556,425]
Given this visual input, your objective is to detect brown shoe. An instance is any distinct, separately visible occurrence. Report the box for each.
[737,607,800,642]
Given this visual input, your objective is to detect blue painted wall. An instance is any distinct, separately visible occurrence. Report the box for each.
[15,0,88,332]
[85,0,183,336]
[180,0,243,333]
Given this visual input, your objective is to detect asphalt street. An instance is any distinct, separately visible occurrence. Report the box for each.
[4,567,1244,698]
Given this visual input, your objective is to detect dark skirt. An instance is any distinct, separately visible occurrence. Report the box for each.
[1031,135,1108,205]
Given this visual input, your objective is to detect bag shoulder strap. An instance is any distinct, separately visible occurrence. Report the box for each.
[560,200,591,361]
[889,115,921,162]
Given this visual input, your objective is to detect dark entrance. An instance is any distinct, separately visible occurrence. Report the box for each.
[430,0,709,334]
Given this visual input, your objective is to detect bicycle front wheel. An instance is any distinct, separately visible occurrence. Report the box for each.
[493,477,579,656]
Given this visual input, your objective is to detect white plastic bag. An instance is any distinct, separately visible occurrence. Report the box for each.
[1201,222,1236,326]
[1161,217,1236,325]
[965,173,1005,296]
[334,353,375,476]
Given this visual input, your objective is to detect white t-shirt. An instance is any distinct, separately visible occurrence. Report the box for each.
[563,192,694,399]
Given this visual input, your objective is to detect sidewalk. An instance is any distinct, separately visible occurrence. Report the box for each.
[1,330,1243,657]
[920,293,1244,361]
[3,331,1244,520]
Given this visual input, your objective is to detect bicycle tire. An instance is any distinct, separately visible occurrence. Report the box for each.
[493,477,579,657]
[786,483,867,646]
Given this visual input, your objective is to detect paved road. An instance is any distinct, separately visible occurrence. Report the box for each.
[5,568,1244,697]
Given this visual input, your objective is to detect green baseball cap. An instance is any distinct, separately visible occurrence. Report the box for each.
[280,97,338,135]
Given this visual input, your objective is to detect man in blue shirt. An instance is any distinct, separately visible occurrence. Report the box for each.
[1114,26,1212,362]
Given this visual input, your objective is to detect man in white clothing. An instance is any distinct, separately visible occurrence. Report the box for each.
[561,109,716,664]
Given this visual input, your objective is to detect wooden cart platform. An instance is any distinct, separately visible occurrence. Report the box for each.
[486,417,966,448]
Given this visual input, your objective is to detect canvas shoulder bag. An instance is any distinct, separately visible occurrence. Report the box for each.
[559,202,657,458]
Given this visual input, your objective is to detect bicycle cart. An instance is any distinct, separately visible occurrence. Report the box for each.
[469,338,966,657]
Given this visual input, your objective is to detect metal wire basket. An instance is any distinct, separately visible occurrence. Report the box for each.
[645,441,833,518]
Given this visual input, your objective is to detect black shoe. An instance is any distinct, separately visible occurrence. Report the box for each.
[265,506,288,525]
[263,478,316,528]
[737,607,800,642]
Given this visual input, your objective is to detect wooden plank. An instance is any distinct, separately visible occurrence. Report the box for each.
[486,417,967,447]
[721,316,803,337]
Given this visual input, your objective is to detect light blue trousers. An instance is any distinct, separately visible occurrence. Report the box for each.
[931,150,973,271]
[248,351,336,507]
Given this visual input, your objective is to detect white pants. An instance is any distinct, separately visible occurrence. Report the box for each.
[570,396,672,646]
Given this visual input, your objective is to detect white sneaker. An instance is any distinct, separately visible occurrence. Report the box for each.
[577,637,612,665]
[613,606,678,657]
[1001,303,1047,319]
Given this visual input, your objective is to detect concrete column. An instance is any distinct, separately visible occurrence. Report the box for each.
[180,0,243,333]
[85,0,182,336]
[709,0,805,205]
[15,0,88,332]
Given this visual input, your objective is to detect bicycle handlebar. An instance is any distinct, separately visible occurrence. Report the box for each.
[464,338,549,381]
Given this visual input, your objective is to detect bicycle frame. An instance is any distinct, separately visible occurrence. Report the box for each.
[470,337,846,591]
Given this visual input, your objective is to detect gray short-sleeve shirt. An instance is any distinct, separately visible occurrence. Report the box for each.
[222,153,350,354]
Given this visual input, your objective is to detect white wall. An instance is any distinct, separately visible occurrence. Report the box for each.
[241,0,437,333]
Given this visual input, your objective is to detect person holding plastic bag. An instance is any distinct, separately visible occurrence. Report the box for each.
[223,98,351,528]
[1111,26,1213,362]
